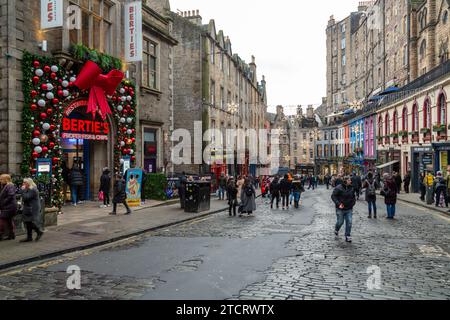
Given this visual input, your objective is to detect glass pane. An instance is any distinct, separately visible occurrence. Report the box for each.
[92,0,101,15]
[81,0,89,9]
[104,21,111,54]
[93,18,101,50]
[150,42,156,55]
[144,130,156,142]
[82,11,90,47]
[149,56,156,72]
[142,54,149,87]
[150,72,156,89]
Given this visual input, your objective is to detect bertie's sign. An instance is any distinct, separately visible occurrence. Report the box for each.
[61,98,110,141]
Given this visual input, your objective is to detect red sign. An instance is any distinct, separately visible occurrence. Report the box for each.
[62,98,109,141]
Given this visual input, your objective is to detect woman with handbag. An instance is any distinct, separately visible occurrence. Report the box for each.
[99,168,111,208]
[0,174,17,241]
[19,178,43,242]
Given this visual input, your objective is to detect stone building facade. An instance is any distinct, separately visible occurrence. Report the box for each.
[326,0,450,116]
[288,106,318,174]
[171,10,267,177]
[0,0,175,199]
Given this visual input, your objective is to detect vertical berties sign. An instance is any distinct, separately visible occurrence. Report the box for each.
[124,1,143,62]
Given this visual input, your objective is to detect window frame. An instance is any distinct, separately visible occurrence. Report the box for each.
[142,38,159,90]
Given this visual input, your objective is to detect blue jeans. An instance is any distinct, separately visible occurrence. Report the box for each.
[368,200,377,216]
[218,186,225,200]
[335,209,353,237]
[386,204,396,218]
[71,185,81,204]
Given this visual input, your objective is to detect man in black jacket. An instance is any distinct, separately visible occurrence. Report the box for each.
[279,175,292,210]
[331,176,356,243]
[110,173,131,215]
[270,177,280,210]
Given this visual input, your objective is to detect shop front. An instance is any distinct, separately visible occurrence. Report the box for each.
[295,164,315,176]
[411,146,433,193]
[433,143,450,177]
[376,149,401,174]
[60,98,115,201]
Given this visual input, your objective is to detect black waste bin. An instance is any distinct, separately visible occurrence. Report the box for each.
[184,181,211,213]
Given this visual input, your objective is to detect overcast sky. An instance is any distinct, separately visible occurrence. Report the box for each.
[170,0,360,114]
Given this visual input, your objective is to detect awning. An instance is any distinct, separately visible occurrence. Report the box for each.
[376,160,399,169]
[379,86,400,96]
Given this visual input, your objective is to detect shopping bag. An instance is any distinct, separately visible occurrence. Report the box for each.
[98,191,104,201]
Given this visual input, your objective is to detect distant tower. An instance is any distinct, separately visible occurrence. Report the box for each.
[307,105,314,119]
[297,105,303,117]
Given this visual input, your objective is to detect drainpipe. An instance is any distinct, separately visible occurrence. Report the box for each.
[407,0,411,83]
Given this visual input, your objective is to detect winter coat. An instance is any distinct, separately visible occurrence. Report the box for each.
[0,184,17,219]
[99,172,111,193]
[269,179,280,195]
[381,179,397,205]
[351,176,362,190]
[227,183,238,206]
[403,175,411,186]
[279,179,292,195]
[20,188,42,228]
[331,184,356,211]
[363,178,379,202]
[434,177,447,193]
[395,175,402,188]
[113,179,127,203]
[219,176,227,188]
[240,185,256,212]
[70,168,84,186]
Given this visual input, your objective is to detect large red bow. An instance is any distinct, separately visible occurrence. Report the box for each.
[74,61,124,120]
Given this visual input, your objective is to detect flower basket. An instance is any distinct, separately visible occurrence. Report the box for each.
[421,128,431,134]
[433,125,447,133]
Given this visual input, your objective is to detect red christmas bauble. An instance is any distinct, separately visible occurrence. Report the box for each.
[33,130,41,137]
[52,157,59,164]
[31,168,37,174]
[31,104,38,111]
[131,138,136,143]
[131,156,136,161]
[49,142,55,149]
[46,108,52,115]
[32,152,39,159]
[52,98,59,105]
[31,90,38,98]
[44,66,51,73]
[33,61,40,68]
[50,73,57,79]
[123,109,128,115]
[69,82,74,87]
[58,90,64,97]
[41,84,48,91]
[33,76,40,84]
[42,147,48,154]
[49,124,56,131]
[40,113,47,120]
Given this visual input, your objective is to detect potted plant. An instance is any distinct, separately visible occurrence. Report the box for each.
[421,128,431,134]
[433,124,446,133]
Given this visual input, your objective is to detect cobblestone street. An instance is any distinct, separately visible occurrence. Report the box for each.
[0,187,449,300]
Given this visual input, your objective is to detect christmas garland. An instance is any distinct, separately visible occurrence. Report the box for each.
[21,50,137,211]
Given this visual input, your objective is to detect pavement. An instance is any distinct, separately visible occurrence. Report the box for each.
[396,192,450,216]
[0,196,231,271]
[0,186,448,300]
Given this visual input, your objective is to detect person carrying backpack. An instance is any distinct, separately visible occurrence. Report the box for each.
[363,172,379,219]
[270,176,280,209]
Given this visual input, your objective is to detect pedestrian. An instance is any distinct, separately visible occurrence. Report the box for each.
[279,174,292,210]
[19,178,44,242]
[110,173,131,215]
[434,172,448,208]
[292,178,304,209]
[270,176,280,209]
[0,174,17,241]
[218,173,227,200]
[334,174,344,188]
[331,176,356,243]
[351,173,362,200]
[227,178,238,217]
[362,172,379,219]
[424,171,435,205]
[325,174,331,190]
[99,167,111,208]
[419,172,426,201]
[380,173,398,219]
[69,164,84,206]
[394,172,402,194]
[403,172,411,194]
[239,178,256,217]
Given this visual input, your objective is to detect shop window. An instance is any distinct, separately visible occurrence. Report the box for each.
[69,0,113,54]
[143,39,158,90]
[438,92,447,126]
[143,128,158,173]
